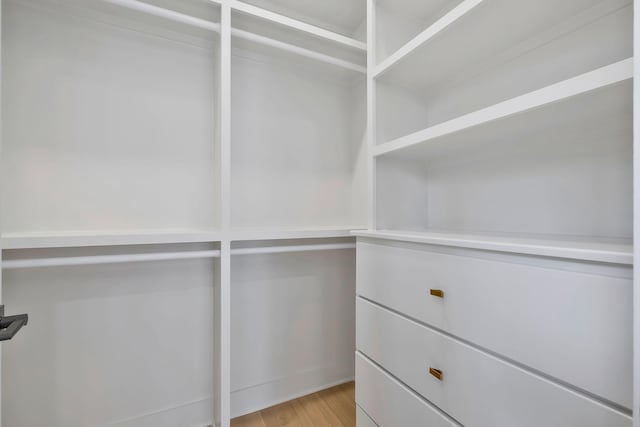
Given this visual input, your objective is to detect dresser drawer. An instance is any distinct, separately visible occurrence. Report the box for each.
[356,405,377,427]
[356,351,459,427]
[356,239,632,408]
[356,298,631,427]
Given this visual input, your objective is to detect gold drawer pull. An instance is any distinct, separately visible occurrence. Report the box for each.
[429,367,443,381]
[430,289,444,298]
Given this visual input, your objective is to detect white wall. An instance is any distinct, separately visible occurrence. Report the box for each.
[231,44,364,229]
[230,246,355,417]
[2,253,217,427]
[2,0,220,234]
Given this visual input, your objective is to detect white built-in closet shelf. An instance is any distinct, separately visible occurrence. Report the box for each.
[104,0,366,51]
[374,58,632,157]
[351,230,633,265]
[91,0,366,73]
[374,0,629,81]
[229,226,359,241]
[230,0,366,52]
[0,227,362,249]
[0,229,222,249]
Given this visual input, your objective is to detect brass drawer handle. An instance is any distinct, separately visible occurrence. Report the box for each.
[429,367,443,381]
[430,289,444,298]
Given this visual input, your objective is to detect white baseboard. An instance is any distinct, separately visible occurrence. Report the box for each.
[231,370,355,418]
[105,396,214,427]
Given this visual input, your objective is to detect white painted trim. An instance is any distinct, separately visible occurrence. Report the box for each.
[633,1,639,426]
[229,227,356,241]
[231,28,366,73]
[0,228,359,249]
[366,0,376,229]
[0,0,4,424]
[101,0,364,74]
[373,0,484,78]
[231,243,355,256]
[102,0,221,32]
[374,58,634,157]
[1,250,221,269]
[352,230,633,265]
[218,3,232,426]
[1,230,221,249]
[218,241,232,427]
[231,1,366,51]
[98,396,215,427]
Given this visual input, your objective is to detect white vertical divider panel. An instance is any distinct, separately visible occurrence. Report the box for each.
[366,0,376,229]
[634,1,639,426]
[0,1,3,426]
[219,2,232,426]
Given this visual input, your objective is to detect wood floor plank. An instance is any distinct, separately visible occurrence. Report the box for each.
[260,401,300,426]
[290,397,329,427]
[317,384,356,426]
[295,390,345,426]
[231,382,355,427]
[340,382,355,402]
[232,411,266,427]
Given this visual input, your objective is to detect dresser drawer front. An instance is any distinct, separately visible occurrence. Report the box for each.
[356,298,631,427]
[356,352,459,427]
[356,406,377,427]
[356,239,632,407]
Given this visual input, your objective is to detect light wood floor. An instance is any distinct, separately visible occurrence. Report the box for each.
[231,382,356,427]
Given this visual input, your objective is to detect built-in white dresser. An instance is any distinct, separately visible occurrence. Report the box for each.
[354,233,633,426]
[357,0,635,424]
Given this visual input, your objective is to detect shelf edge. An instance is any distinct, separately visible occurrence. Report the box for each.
[1,231,222,249]
[352,230,634,265]
[231,0,367,51]
[374,0,483,78]
[229,228,358,241]
[373,58,634,157]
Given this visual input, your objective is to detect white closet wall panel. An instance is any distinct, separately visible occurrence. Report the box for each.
[230,42,366,230]
[2,254,217,427]
[2,0,220,234]
[230,247,355,417]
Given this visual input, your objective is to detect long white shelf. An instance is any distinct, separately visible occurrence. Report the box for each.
[231,28,366,73]
[229,226,358,241]
[103,0,221,31]
[231,242,355,256]
[231,0,366,52]
[2,250,221,269]
[101,0,365,73]
[352,230,633,265]
[374,0,482,78]
[373,0,629,85]
[374,58,633,157]
[1,229,222,250]
[0,227,361,250]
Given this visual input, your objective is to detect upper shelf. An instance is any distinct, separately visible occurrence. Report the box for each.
[231,1,366,51]
[352,230,633,265]
[1,229,222,250]
[231,6,366,76]
[374,0,465,66]
[233,0,366,43]
[374,58,633,158]
[230,226,358,241]
[375,0,630,88]
[66,0,366,74]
